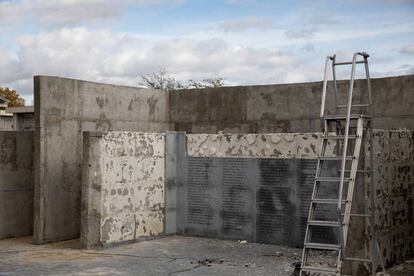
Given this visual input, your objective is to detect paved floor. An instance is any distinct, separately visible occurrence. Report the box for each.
[0,235,303,276]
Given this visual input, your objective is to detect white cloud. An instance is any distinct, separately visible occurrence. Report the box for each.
[0,0,184,27]
[400,44,414,55]
[284,26,316,40]
[0,28,322,101]
[219,17,276,32]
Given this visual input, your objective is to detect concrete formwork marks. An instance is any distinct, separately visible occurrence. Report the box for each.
[99,132,165,245]
[187,133,335,159]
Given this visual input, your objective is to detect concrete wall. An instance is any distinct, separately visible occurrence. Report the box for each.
[0,131,34,238]
[169,75,414,133]
[0,116,14,130]
[14,113,34,131]
[81,132,165,248]
[34,76,169,244]
[370,129,414,266]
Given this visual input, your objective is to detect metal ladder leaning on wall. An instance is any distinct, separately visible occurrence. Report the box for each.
[300,52,386,276]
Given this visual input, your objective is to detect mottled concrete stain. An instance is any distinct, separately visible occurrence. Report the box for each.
[0,137,16,164]
[186,133,335,159]
[99,132,165,245]
[368,129,414,266]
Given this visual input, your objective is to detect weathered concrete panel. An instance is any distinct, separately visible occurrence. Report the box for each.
[81,131,165,248]
[34,76,170,244]
[187,133,335,159]
[370,130,414,266]
[0,131,34,238]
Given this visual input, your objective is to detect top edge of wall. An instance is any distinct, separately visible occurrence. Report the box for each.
[169,74,414,93]
[34,75,168,93]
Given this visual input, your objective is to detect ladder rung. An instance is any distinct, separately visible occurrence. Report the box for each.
[339,169,371,173]
[323,114,370,121]
[345,257,373,263]
[312,198,347,204]
[334,60,366,66]
[301,265,338,273]
[315,176,351,182]
[337,104,370,108]
[350,213,371,218]
[304,242,341,250]
[308,220,340,227]
[323,135,357,139]
[319,156,353,161]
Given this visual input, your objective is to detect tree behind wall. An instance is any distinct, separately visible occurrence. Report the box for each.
[139,69,225,91]
[0,87,25,107]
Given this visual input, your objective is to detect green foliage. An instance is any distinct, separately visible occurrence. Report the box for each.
[0,87,25,107]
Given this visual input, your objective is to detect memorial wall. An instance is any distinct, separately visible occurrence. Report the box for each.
[166,132,337,246]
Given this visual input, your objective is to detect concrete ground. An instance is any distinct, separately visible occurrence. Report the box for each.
[0,235,303,276]
[0,235,412,276]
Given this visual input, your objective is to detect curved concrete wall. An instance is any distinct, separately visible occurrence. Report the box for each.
[170,75,414,133]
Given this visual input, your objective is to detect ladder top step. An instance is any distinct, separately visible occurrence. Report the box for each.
[308,220,340,227]
[301,265,338,273]
[334,60,366,66]
[323,114,370,121]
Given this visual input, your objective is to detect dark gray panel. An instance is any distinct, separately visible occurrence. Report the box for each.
[220,159,255,241]
[256,159,299,246]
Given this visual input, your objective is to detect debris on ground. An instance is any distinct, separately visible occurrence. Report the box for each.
[377,260,414,276]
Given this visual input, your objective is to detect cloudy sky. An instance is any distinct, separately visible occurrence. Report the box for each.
[0,0,413,104]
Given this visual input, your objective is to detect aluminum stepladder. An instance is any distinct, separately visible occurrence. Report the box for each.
[300,52,386,276]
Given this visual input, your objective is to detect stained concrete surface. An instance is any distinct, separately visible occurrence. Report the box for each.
[0,235,305,276]
[0,131,34,239]
[81,132,165,248]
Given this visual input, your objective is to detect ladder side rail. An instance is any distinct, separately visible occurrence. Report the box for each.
[343,118,364,247]
[320,56,331,128]
[337,53,359,212]
[300,122,328,276]
[337,207,345,268]
[332,54,339,115]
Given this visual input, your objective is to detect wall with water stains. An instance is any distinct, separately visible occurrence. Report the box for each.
[370,130,414,266]
[81,131,165,248]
